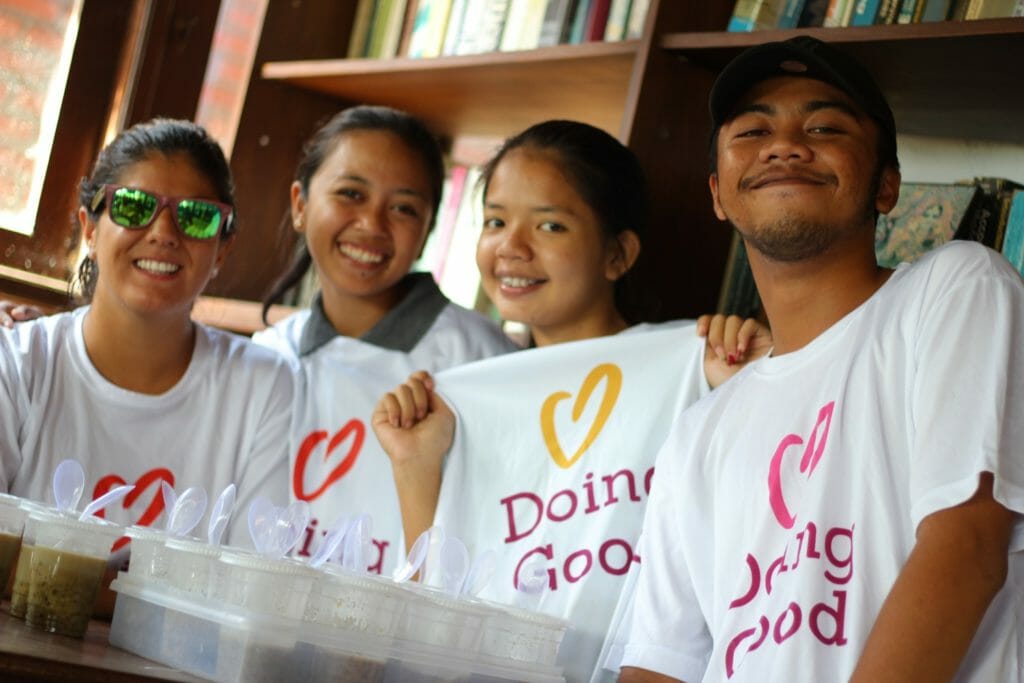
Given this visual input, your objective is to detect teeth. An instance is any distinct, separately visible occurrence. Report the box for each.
[500,277,540,288]
[135,259,180,274]
[340,243,385,264]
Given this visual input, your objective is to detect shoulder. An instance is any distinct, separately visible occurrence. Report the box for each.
[902,241,1021,288]
[0,309,78,357]
[250,309,310,359]
[430,303,519,352]
[195,324,295,382]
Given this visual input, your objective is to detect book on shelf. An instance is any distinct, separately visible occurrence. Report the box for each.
[437,166,486,309]
[625,0,651,38]
[875,182,984,268]
[823,0,856,26]
[567,0,593,42]
[966,176,1024,251]
[875,0,902,22]
[582,0,612,42]
[365,0,409,58]
[1001,190,1024,277]
[407,0,455,58]
[968,0,1024,17]
[499,0,547,51]
[897,0,926,23]
[441,0,470,54]
[797,0,831,26]
[538,0,579,46]
[727,0,807,31]
[850,0,883,25]
[920,0,955,21]
[452,0,511,54]
[347,0,377,58]
[604,0,633,41]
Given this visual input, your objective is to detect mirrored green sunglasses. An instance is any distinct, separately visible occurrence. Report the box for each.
[90,184,235,240]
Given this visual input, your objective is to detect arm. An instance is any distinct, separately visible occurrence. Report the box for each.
[371,371,455,555]
[618,667,684,682]
[850,473,1013,682]
[698,314,772,389]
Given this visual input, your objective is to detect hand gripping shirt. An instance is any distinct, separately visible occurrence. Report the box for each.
[621,241,1024,682]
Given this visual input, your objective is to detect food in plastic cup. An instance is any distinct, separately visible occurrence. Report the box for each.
[163,536,221,597]
[0,493,28,588]
[217,549,318,619]
[123,525,171,583]
[8,500,52,619]
[23,509,122,637]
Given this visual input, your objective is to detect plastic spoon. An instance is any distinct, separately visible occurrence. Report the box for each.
[207,484,236,546]
[161,481,177,520]
[165,486,207,537]
[461,548,497,597]
[247,497,310,558]
[308,515,349,569]
[513,556,550,611]
[339,514,372,574]
[438,536,469,596]
[79,484,135,521]
[392,525,442,583]
[52,459,85,513]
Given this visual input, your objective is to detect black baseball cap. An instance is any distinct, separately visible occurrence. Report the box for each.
[709,36,896,156]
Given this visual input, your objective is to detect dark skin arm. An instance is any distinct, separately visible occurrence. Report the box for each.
[850,473,1013,682]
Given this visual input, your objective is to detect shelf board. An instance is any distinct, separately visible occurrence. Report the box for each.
[262,41,640,142]
[659,19,1024,144]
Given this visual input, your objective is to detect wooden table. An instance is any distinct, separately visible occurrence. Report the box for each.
[0,604,203,683]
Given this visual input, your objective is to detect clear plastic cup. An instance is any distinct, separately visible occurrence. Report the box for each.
[23,508,123,637]
[0,493,28,589]
[9,500,52,619]
[124,525,171,583]
[164,536,221,597]
[218,549,318,619]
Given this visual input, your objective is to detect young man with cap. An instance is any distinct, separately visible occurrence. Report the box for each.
[617,36,1023,682]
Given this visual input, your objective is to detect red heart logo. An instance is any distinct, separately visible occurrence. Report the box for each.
[94,468,175,550]
[293,419,365,502]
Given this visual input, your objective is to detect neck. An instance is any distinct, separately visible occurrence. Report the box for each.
[320,279,408,339]
[530,307,629,348]
[82,301,196,394]
[749,237,892,356]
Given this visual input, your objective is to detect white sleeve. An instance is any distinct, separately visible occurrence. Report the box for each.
[619,413,712,681]
[226,358,295,546]
[909,249,1024,549]
[0,326,30,492]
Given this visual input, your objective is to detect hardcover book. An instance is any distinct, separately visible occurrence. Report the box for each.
[874,182,983,268]
[1000,190,1024,276]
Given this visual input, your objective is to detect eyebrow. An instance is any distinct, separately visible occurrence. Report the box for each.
[733,99,862,120]
[335,173,428,200]
[484,201,578,217]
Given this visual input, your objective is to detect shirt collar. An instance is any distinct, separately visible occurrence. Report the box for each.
[298,272,450,356]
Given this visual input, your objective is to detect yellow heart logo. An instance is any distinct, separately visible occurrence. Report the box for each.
[540,363,623,469]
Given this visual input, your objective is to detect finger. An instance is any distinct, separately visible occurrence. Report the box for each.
[373,393,402,429]
[406,377,432,421]
[735,318,762,356]
[721,315,745,363]
[704,314,728,361]
[0,312,12,329]
[392,384,421,429]
[696,314,712,337]
[408,370,435,392]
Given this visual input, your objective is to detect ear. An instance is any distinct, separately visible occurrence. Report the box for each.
[212,234,235,275]
[709,173,728,221]
[79,206,97,257]
[605,229,641,282]
[290,181,307,233]
[874,166,901,215]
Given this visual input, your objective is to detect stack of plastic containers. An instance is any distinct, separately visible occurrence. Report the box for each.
[109,543,568,682]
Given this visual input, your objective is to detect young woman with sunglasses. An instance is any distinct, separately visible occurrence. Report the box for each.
[0,119,293,551]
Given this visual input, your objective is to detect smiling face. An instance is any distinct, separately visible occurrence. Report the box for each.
[83,152,232,320]
[710,76,899,262]
[476,148,637,346]
[292,128,434,317]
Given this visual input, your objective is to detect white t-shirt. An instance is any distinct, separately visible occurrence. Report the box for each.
[252,279,517,575]
[431,321,710,683]
[621,242,1024,682]
[0,307,294,545]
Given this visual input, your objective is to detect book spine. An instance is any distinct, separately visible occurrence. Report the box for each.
[500,0,531,51]
[477,0,512,52]
[728,0,766,31]
[568,0,593,42]
[797,0,831,25]
[897,0,922,22]
[347,0,378,58]
[625,0,650,37]
[850,0,883,24]
[920,0,954,20]
[824,0,851,26]
[778,0,809,26]
[538,0,578,45]
[583,0,612,41]
[604,0,633,40]
[441,0,469,54]
[876,0,902,23]
[1001,191,1024,276]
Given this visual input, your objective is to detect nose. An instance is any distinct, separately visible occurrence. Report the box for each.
[494,223,531,260]
[145,204,181,246]
[759,126,813,164]
[355,199,389,236]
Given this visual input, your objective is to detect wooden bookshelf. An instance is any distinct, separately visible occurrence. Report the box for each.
[660,18,1024,143]
[262,41,640,141]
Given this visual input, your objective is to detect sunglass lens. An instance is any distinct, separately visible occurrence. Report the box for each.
[176,200,223,240]
[110,188,157,228]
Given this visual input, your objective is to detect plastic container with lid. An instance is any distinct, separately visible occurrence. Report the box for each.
[217,549,318,619]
